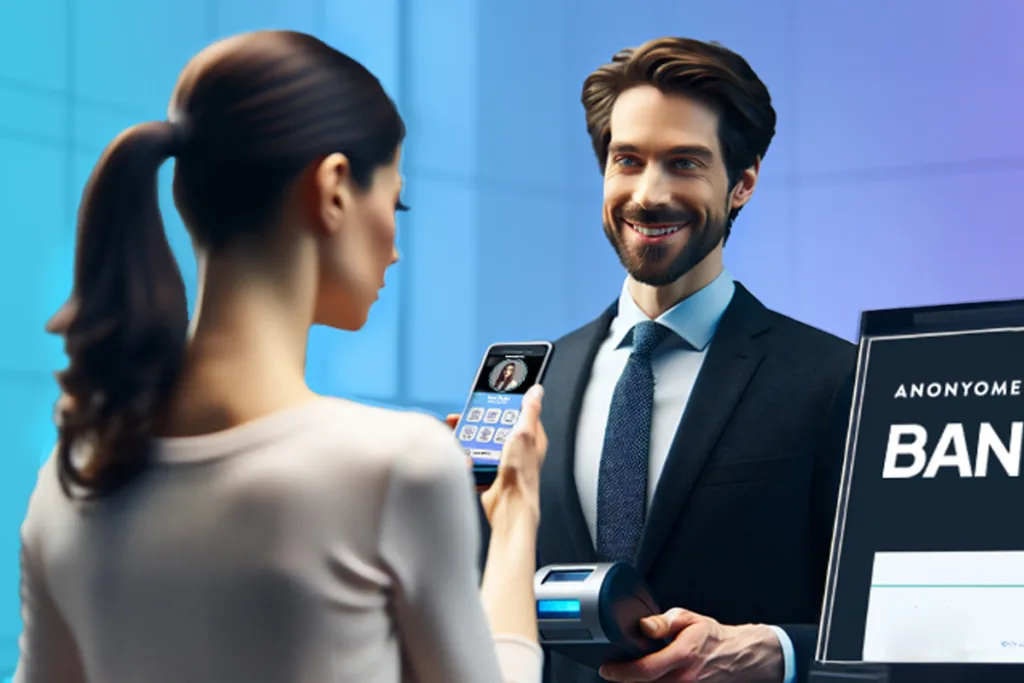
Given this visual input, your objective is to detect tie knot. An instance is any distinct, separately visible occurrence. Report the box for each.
[630,321,672,358]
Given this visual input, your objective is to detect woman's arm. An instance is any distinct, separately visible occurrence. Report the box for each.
[478,386,547,642]
[479,505,539,646]
[13,462,88,683]
[379,412,543,683]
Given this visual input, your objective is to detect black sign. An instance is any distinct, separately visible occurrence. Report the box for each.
[817,299,1024,681]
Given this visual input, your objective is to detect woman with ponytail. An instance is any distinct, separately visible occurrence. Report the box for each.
[48,120,189,498]
[15,31,546,683]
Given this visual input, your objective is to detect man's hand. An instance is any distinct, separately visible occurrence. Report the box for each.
[598,608,784,683]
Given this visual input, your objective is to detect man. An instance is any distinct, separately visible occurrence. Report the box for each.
[534,38,855,683]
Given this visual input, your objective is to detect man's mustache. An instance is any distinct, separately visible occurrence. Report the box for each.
[618,205,696,225]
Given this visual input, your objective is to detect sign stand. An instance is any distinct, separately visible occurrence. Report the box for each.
[809,663,889,682]
[815,298,1024,683]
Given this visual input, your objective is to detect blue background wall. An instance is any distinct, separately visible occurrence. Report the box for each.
[1,0,1023,675]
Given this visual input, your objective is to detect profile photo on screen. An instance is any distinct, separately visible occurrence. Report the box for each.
[489,359,527,393]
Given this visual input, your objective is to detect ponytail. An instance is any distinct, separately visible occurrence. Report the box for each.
[50,121,189,498]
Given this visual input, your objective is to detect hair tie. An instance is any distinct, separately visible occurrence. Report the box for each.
[165,117,188,157]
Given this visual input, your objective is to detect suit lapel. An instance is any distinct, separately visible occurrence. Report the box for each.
[539,304,617,564]
[635,284,771,574]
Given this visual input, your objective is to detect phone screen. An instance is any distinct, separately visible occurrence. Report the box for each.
[457,342,553,468]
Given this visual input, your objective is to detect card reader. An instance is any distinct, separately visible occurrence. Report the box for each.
[534,562,667,670]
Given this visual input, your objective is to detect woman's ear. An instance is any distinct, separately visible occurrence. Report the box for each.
[311,152,352,237]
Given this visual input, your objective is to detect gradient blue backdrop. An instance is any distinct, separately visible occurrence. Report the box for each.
[1,0,1022,675]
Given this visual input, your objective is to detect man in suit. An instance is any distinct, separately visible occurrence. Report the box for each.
[535,38,856,683]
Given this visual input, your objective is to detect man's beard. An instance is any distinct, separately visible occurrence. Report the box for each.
[604,202,728,287]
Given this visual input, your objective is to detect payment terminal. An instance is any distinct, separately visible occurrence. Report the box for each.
[535,562,667,669]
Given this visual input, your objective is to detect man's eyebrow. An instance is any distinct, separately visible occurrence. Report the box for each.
[607,143,715,161]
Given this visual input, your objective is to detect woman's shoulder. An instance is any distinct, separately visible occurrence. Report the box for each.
[302,399,472,515]
[314,397,454,445]
[308,397,465,476]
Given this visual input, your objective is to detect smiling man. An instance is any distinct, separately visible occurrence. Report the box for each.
[533,38,857,683]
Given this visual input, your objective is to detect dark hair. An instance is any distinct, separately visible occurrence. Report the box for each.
[50,31,405,498]
[581,37,776,236]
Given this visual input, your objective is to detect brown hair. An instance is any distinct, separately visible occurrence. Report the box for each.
[582,37,776,234]
[50,31,405,498]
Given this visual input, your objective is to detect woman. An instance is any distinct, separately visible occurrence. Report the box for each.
[493,361,519,392]
[14,31,547,683]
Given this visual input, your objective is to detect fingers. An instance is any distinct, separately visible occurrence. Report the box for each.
[511,385,544,436]
[503,386,547,471]
[599,609,701,682]
[600,648,685,682]
[599,638,690,682]
[445,413,459,430]
[640,607,699,639]
[639,614,671,640]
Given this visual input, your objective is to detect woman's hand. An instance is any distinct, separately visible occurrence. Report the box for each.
[443,413,476,475]
[446,385,547,516]
[481,386,547,527]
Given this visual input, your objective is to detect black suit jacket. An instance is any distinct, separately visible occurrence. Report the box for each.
[512,282,856,683]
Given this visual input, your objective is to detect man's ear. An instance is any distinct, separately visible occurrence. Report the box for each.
[729,156,760,213]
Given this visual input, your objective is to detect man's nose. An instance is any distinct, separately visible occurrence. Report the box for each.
[633,167,672,209]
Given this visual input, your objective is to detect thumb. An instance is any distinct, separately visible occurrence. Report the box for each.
[639,607,699,639]
[513,385,544,434]
[445,414,459,430]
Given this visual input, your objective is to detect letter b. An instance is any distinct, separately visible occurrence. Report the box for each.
[882,424,928,478]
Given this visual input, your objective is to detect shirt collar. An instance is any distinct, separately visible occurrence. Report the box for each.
[610,270,736,352]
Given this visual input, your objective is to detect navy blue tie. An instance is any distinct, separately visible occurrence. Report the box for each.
[596,321,674,564]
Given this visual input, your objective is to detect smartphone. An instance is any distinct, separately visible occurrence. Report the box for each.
[456,341,554,487]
